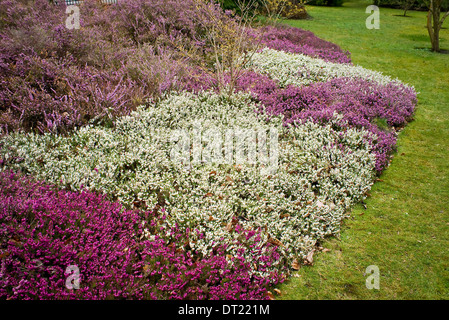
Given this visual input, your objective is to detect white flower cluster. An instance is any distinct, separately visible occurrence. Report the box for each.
[0,91,376,272]
[247,48,411,88]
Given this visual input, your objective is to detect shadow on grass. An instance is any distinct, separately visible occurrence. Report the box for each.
[414,46,449,54]
[402,34,429,42]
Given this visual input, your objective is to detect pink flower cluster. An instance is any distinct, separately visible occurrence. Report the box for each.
[0,171,285,300]
[0,0,227,133]
[232,71,416,172]
[181,68,416,172]
[258,25,352,64]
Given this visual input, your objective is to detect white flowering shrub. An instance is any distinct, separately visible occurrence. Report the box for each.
[0,91,376,272]
[247,48,411,88]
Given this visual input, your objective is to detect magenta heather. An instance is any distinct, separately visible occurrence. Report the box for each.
[230,72,416,172]
[258,25,352,64]
[181,68,416,172]
[0,0,229,133]
[0,171,285,300]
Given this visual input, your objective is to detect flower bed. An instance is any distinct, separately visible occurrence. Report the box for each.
[258,25,352,64]
[231,71,416,172]
[0,171,285,300]
[0,0,227,133]
[247,48,409,87]
[0,91,376,268]
[0,0,417,300]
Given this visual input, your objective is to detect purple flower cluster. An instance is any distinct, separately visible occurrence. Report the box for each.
[0,1,355,135]
[180,67,416,171]
[258,25,352,64]
[230,71,416,172]
[0,171,285,300]
[0,0,227,133]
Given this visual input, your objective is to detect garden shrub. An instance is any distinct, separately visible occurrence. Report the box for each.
[0,91,377,269]
[308,0,344,7]
[217,0,265,14]
[246,48,405,86]
[0,0,233,134]
[372,0,439,11]
[0,0,418,300]
[0,171,285,299]
[258,25,351,63]
[261,0,310,19]
[230,71,416,172]
[0,1,355,134]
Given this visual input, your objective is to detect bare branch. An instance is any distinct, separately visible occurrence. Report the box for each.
[440,10,449,27]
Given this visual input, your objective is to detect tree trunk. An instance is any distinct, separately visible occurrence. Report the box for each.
[427,10,435,51]
[427,0,439,52]
[427,0,449,52]
[433,2,441,52]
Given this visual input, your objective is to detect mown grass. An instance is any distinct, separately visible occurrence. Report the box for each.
[276,0,449,299]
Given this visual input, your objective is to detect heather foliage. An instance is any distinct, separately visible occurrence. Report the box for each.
[181,59,416,172]
[247,48,409,87]
[0,91,376,271]
[0,0,229,134]
[0,171,285,299]
[0,1,356,134]
[0,0,418,301]
[258,25,351,63]
[230,71,416,172]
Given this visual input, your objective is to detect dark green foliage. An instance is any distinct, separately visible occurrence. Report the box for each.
[216,0,264,14]
[373,0,448,11]
[308,0,345,7]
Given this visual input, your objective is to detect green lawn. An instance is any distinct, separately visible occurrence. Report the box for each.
[277,0,449,299]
